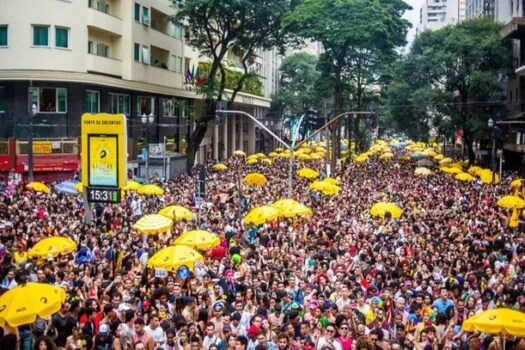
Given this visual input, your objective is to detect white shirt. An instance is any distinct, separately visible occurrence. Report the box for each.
[145,325,166,348]
[317,336,343,350]
[203,335,221,349]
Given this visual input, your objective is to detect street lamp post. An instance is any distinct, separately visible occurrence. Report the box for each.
[28,103,37,182]
[488,117,496,185]
[142,113,155,182]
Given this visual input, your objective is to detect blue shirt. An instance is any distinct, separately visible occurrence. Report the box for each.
[433,298,454,314]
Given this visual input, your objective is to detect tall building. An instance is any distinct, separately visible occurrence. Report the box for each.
[0,0,277,180]
[465,0,495,18]
[417,0,466,34]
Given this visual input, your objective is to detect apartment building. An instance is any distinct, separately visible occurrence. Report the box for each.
[417,0,466,34]
[0,0,274,180]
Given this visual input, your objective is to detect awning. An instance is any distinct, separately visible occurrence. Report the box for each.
[500,17,525,39]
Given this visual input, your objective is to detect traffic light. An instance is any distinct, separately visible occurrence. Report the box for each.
[215,100,227,125]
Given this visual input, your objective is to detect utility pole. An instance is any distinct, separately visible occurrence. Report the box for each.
[28,81,36,183]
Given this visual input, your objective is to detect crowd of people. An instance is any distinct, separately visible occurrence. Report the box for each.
[0,143,523,350]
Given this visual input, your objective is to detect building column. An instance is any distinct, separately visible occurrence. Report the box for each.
[231,115,237,154]
[213,124,219,160]
[239,117,244,152]
[248,119,256,154]
[222,118,228,160]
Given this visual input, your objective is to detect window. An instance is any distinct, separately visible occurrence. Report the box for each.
[55,27,69,49]
[29,87,67,113]
[137,96,155,116]
[97,0,110,13]
[0,26,7,47]
[134,43,140,62]
[161,97,183,117]
[134,3,141,22]
[88,40,93,54]
[142,7,150,26]
[85,90,100,113]
[142,45,150,64]
[170,23,183,39]
[0,87,5,112]
[171,55,182,73]
[32,25,49,47]
[109,93,130,115]
[97,43,109,57]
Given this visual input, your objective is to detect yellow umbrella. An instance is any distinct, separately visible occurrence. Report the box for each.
[370,202,403,219]
[212,163,227,171]
[439,157,453,165]
[379,152,394,160]
[137,184,164,196]
[423,148,437,157]
[147,245,203,271]
[440,167,462,174]
[268,152,279,158]
[455,172,475,182]
[133,214,173,234]
[309,180,341,196]
[277,153,291,159]
[462,308,525,337]
[255,153,266,159]
[28,237,77,259]
[511,179,523,188]
[354,154,369,163]
[271,199,312,218]
[261,158,272,165]
[496,195,525,209]
[480,170,500,184]
[174,230,220,250]
[297,168,319,179]
[324,177,341,185]
[122,180,142,191]
[243,206,279,226]
[468,166,483,175]
[0,283,66,327]
[415,167,432,176]
[274,147,284,153]
[233,150,246,157]
[244,173,267,186]
[433,154,444,161]
[246,158,258,165]
[297,153,312,161]
[310,153,323,160]
[26,182,50,194]
[158,205,193,221]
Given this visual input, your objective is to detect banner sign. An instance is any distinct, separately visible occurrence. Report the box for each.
[81,113,127,192]
[33,141,52,154]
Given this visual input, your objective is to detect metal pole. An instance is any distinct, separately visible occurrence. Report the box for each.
[288,152,294,197]
[28,81,34,183]
[499,150,503,180]
[163,136,167,181]
[145,126,150,182]
[492,136,496,185]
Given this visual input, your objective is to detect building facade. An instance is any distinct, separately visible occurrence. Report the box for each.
[0,0,276,180]
[417,0,466,34]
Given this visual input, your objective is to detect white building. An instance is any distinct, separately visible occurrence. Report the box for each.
[417,0,466,34]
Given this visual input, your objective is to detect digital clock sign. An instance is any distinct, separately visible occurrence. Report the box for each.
[86,187,120,203]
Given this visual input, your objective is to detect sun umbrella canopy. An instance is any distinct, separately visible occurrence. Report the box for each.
[468,166,483,175]
[441,167,462,174]
[174,230,220,250]
[462,308,525,337]
[496,195,525,209]
[246,159,258,165]
[479,170,500,184]
[147,245,203,271]
[271,199,312,218]
[261,158,272,165]
[158,205,193,221]
[28,237,77,259]
[354,155,369,163]
[379,152,394,160]
[439,157,453,165]
[297,153,311,161]
[243,206,279,226]
[133,214,173,234]
[244,173,267,186]
[309,180,341,196]
[212,163,227,171]
[54,180,80,195]
[137,184,164,196]
[370,202,403,219]
[26,182,50,194]
[233,150,246,157]
[455,172,475,182]
[433,154,444,161]
[268,152,279,158]
[415,167,432,176]
[324,177,340,185]
[297,168,319,179]
[122,180,142,191]
[511,179,523,188]
[0,283,66,327]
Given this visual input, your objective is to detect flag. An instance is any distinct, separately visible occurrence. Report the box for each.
[185,69,192,83]
[191,64,195,84]
[193,66,199,85]
[196,68,205,87]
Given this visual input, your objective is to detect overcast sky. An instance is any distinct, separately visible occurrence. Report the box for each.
[403,0,424,52]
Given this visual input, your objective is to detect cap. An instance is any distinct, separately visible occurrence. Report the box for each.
[213,302,224,312]
[223,325,231,332]
[99,324,109,334]
[134,317,145,325]
[287,290,296,299]
[246,325,260,335]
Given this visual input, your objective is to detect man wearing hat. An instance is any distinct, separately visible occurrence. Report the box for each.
[93,324,114,350]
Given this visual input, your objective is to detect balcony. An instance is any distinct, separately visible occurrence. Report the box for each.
[86,54,122,77]
[87,6,122,37]
[501,17,525,39]
[132,62,183,90]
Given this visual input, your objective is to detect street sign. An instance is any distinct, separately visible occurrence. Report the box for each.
[196,164,206,198]
[81,113,127,203]
[215,100,227,125]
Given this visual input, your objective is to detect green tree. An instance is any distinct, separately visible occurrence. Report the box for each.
[386,18,512,161]
[284,0,410,164]
[271,52,320,117]
[172,0,288,168]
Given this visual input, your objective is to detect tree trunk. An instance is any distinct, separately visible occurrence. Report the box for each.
[185,122,209,170]
[354,85,363,153]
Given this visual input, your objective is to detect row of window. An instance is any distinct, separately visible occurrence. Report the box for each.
[134,2,184,40]
[133,43,183,73]
[0,25,69,49]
